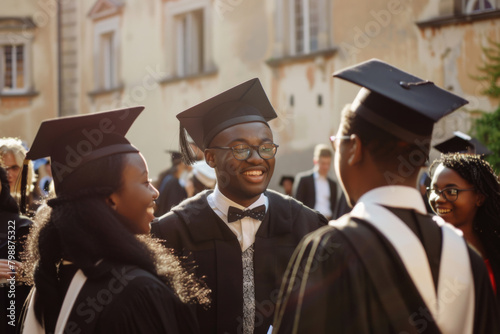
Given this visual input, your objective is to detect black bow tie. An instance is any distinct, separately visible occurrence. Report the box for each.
[227,205,266,223]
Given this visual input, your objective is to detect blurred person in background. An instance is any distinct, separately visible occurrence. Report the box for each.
[293,144,338,220]
[278,175,294,196]
[185,160,217,198]
[155,151,191,216]
[0,138,36,214]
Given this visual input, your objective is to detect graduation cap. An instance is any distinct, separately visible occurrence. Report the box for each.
[177,78,277,164]
[165,150,184,166]
[333,59,468,149]
[25,106,143,195]
[434,131,492,156]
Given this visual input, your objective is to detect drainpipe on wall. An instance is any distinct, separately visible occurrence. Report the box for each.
[57,1,62,117]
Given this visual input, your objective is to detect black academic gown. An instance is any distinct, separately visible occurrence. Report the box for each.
[156,175,188,216]
[0,211,32,334]
[151,189,327,334]
[273,208,500,333]
[21,261,199,334]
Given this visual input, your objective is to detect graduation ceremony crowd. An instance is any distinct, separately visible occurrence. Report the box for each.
[1,59,500,334]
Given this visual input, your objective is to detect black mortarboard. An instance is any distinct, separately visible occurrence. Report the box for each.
[26,106,143,194]
[333,59,468,146]
[176,78,277,164]
[434,131,492,156]
[279,175,294,186]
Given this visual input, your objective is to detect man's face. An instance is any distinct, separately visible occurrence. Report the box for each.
[315,156,332,177]
[206,122,276,207]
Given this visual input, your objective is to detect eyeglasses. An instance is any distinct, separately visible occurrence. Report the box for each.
[4,165,21,174]
[209,143,279,161]
[426,187,476,202]
[329,135,351,149]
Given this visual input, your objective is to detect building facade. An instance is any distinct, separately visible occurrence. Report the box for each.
[1,0,499,189]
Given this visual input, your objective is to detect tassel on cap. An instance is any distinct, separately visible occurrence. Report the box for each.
[179,124,197,165]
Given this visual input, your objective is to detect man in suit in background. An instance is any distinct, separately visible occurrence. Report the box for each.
[293,144,337,219]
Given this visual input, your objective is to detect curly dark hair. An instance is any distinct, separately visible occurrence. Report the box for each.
[429,153,500,266]
[22,153,210,332]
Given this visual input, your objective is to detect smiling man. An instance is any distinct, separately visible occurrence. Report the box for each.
[151,78,326,334]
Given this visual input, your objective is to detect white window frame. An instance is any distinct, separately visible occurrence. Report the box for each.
[464,0,497,13]
[289,0,321,55]
[0,32,33,94]
[164,0,213,78]
[273,0,330,58]
[93,16,120,90]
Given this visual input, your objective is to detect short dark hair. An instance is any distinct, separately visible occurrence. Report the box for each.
[340,105,429,183]
[314,144,332,160]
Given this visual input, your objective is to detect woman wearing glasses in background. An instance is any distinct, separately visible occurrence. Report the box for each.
[428,153,500,303]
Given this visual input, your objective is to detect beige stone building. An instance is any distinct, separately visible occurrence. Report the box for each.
[1,0,499,190]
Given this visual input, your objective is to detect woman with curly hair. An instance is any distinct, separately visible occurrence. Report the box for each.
[428,153,500,302]
[20,107,209,334]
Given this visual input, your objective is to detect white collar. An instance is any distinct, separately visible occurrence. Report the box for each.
[212,186,268,218]
[356,186,427,215]
[313,171,328,180]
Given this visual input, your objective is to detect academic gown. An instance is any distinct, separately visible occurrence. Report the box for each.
[272,207,500,333]
[156,175,188,216]
[151,189,327,334]
[21,262,199,334]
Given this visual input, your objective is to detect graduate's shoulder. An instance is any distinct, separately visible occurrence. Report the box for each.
[265,188,327,222]
[152,191,211,233]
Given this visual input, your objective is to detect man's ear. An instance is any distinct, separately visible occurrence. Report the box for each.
[347,134,363,166]
[205,149,216,168]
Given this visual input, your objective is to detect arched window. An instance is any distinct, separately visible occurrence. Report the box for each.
[464,0,496,14]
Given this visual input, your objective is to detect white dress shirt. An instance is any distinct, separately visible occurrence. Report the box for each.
[208,186,268,251]
[313,171,332,218]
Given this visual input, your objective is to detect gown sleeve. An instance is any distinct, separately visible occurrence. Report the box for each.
[94,275,199,334]
[273,225,395,334]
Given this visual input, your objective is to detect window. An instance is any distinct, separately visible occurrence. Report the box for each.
[93,16,120,91]
[0,18,35,95]
[1,44,24,92]
[99,31,116,89]
[89,0,123,92]
[164,0,214,78]
[464,0,497,13]
[175,9,204,77]
[291,0,320,55]
[272,0,332,59]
